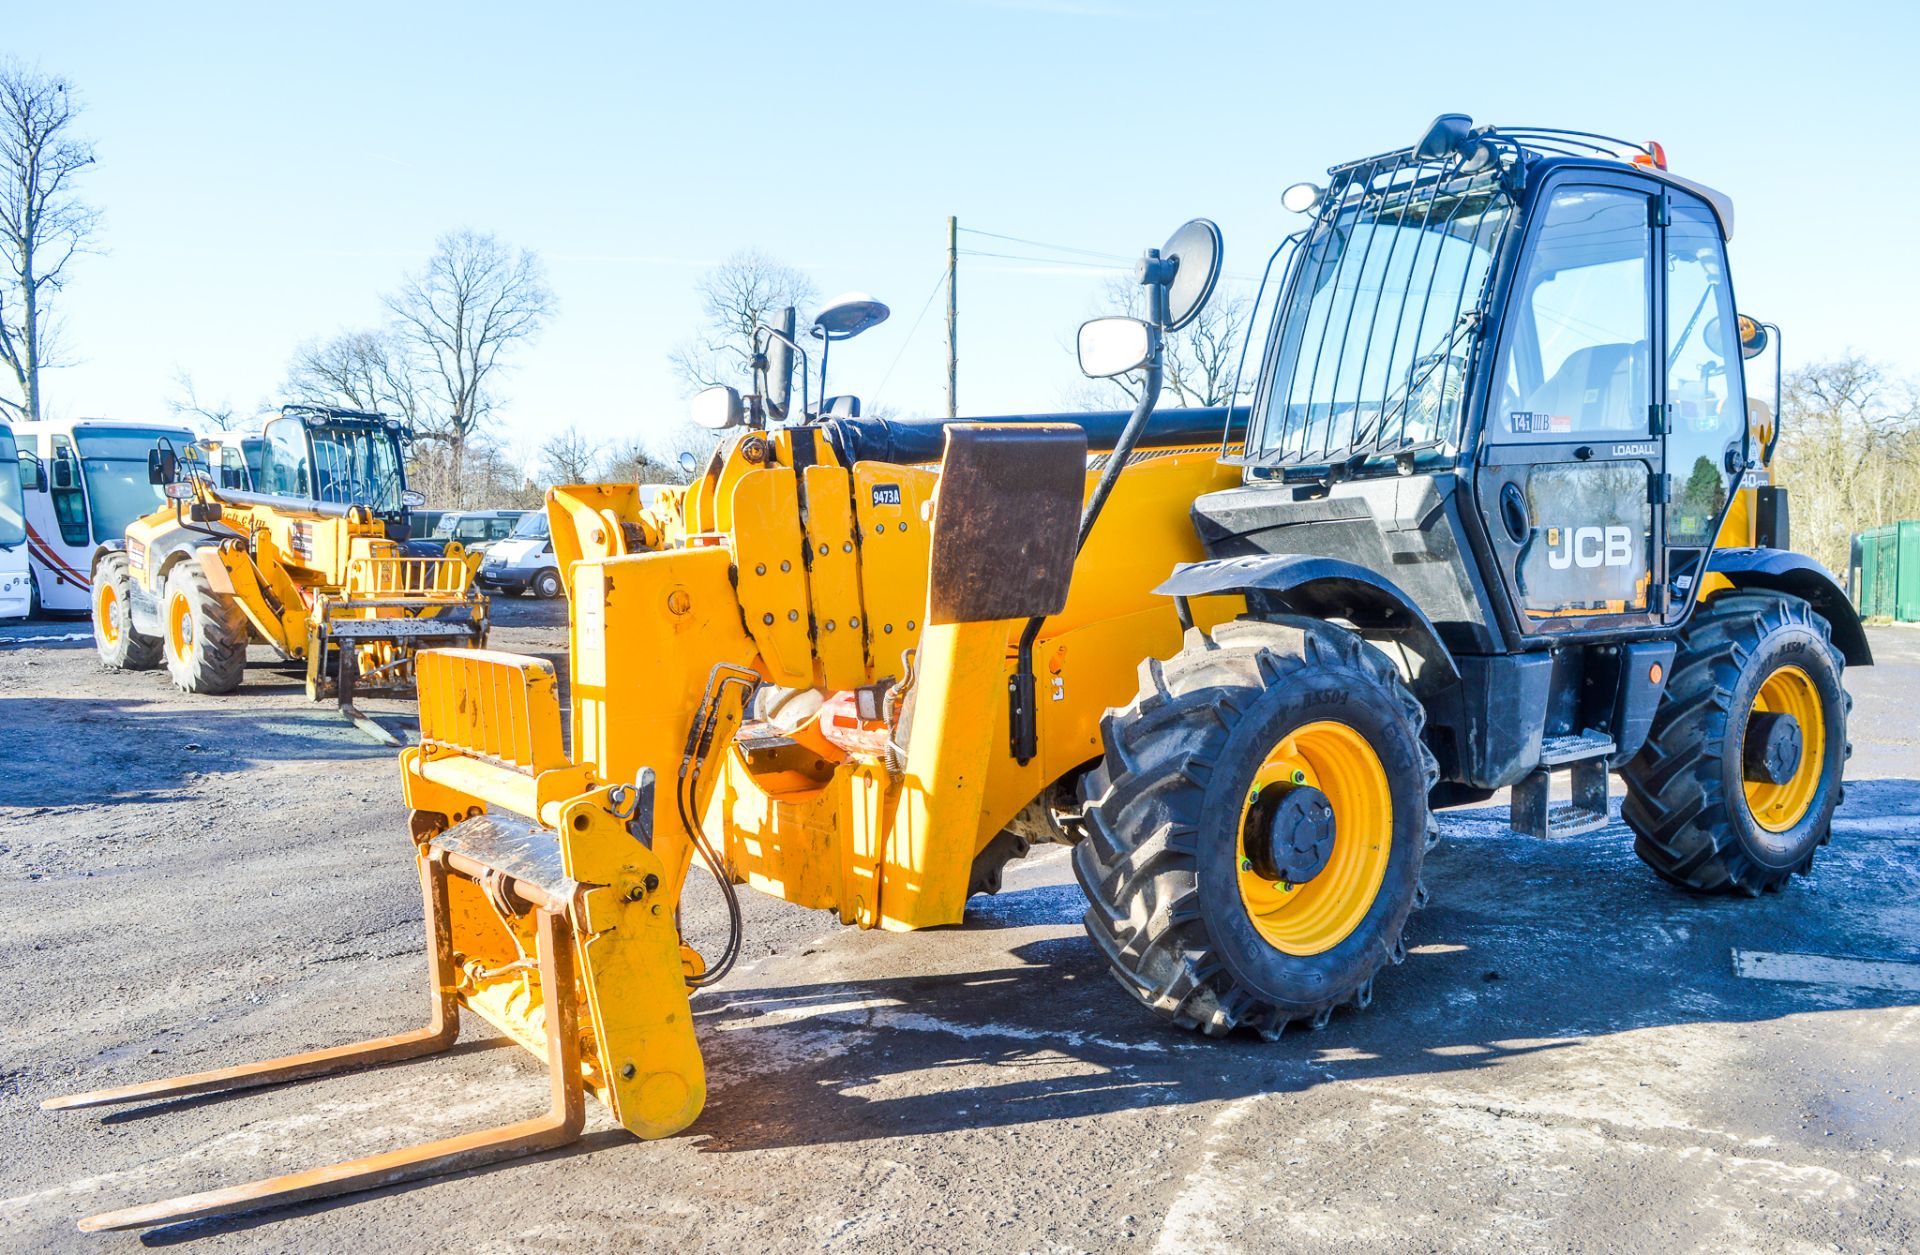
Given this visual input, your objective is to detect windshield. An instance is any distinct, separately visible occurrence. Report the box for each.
[309,424,405,512]
[0,428,23,547]
[510,511,549,540]
[74,428,187,543]
[1254,163,1512,466]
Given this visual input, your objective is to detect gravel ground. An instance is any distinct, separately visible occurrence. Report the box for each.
[1,602,1915,1253]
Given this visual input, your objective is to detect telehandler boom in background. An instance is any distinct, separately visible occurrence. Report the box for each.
[89,405,489,742]
[50,117,1870,1232]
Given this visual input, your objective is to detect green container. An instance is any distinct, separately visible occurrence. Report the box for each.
[1854,520,1920,621]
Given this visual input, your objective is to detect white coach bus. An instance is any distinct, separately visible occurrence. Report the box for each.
[0,420,29,618]
[13,418,196,615]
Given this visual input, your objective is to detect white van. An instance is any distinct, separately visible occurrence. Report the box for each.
[14,418,196,614]
[0,422,29,618]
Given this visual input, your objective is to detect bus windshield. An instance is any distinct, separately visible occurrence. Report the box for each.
[0,427,24,547]
[73,428,183,545]
[309,424,404,513]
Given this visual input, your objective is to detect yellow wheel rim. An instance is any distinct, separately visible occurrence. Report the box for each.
[1237,720,1393,956]
[168,591,194,657]
[97,582,120,643]
[1744,664,1824,832]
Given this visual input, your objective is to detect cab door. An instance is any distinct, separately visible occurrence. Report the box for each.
[1659,192,1746,616]
[1474,178,1664,635]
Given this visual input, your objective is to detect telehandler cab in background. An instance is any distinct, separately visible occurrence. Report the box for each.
[50,116,1869,1232]
[89,405,490,743]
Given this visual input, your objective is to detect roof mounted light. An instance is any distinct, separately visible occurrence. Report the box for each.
[1281,182,1323,214]
[1631,140,1668,170]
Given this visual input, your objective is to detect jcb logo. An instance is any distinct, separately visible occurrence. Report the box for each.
[1545,525,1634,570]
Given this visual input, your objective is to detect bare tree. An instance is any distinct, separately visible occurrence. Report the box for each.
[1075,276,1254,410]
[668,249,816,394]
[604,436,688,485]
[1773,355,1920,577]
[0,61,100,420]
[538,425,603,486]
[165,369,238,430]
[385,229,554,480]
[285,328,420,424]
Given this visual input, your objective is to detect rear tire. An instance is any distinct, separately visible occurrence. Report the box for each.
[534,568,562,599]
[1621,592,1849,895]
[92,552,163,670]
[1075,618,1438,1039]
[161,559,248,694]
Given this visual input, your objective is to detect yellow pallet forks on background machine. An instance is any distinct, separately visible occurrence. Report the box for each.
[90,405,489,742]
[51,117,1870,1231]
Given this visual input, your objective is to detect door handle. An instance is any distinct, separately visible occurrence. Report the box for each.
[1499,482,1531,544]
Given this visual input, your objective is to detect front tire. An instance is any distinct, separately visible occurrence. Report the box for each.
[1075,619,1438,1039]
[93,552,163,670]
[161,559,249,694]
[1621,592,1849,895]
[533,568,562,599]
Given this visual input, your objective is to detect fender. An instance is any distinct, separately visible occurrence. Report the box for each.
[1156,554,1460,687]
[1705,548,1872,667]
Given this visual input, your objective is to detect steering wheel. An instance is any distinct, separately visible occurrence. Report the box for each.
[1400,352,1472,439]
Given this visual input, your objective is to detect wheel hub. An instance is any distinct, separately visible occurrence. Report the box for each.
[1743,710,1802,786]
[1245,785,1336,886]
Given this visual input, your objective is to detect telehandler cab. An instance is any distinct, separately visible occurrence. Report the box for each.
[51,117,1868,1232]
[89,405,489,742]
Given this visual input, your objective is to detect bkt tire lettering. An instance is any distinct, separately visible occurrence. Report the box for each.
[1547,525,1634,570]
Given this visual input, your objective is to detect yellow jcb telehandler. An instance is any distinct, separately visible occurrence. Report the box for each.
[51,118,1870,1231]
[89,405,489,742]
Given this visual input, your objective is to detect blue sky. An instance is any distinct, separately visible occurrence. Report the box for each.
[14,1,1920,464]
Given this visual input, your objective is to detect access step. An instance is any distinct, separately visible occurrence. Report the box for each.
[1512,730,1615,838]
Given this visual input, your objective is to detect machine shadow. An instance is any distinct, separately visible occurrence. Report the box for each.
[685,778,1920,1153]
[0,695,401,808]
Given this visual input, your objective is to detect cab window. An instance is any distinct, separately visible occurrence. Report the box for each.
[259,419,310,497]
[1494,186,1652,440]
[1664,198,1743,551]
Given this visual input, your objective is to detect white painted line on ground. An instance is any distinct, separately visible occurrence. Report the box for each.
[0,632,91,645]
[1151,1094,1262,1255]
[1733,949,1920,992]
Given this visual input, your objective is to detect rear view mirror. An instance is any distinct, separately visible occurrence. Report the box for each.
[690,385,745,430]
[147,447,178,485]
[1077,317,1152,379]
[402,489,426,509]
[1737,314,1769,361]
[18,451,45,492]
[53,453,76,489]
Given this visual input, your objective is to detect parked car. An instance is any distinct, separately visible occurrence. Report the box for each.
[475,510,562,598]
[430,509,526,555]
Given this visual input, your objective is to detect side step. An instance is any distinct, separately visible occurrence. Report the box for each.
[1511,731,1615,838]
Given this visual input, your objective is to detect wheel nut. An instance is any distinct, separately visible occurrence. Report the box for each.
[1291,769,1306,784]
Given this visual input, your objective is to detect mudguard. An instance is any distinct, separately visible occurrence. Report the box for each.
[1706,548,1872,667]
[1157,554,1459,685]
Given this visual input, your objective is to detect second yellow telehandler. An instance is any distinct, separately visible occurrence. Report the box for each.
[52,117,1868,1231]
[91,405,489,741]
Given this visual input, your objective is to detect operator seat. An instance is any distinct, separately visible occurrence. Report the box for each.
[1523,341,1647,432]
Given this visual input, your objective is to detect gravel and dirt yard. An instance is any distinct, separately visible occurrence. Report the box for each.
[1,602,1915,1253]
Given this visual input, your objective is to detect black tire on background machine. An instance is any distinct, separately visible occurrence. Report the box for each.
[1621,591,1850,895]
[92,551,163,670]
[1074,617,1438,1040]
[161,559,249,695]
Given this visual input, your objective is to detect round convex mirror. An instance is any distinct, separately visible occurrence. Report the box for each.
[1161,218,1223,333]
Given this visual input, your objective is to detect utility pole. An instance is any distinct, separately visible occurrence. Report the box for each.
[946,215,958,419]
